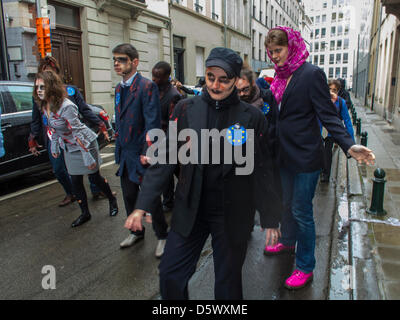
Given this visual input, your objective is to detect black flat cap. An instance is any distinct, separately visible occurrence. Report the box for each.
[205,47,243,78]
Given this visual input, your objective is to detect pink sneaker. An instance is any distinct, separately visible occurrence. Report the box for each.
[264,243,295,256]
[285,270,313,290]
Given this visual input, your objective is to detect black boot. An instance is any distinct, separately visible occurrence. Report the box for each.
[71,201,91,227]
[109,196,118,217]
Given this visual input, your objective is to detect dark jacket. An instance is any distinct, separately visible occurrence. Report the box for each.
[135,89,282,245]
[338,78,353,110]
[29,85,101,148]
[114,73,161,184]
[159,83,183,132]
[265,62,355,173]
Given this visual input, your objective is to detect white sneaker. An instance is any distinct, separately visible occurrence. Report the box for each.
[155,239,167,258]
[119,234,144,248]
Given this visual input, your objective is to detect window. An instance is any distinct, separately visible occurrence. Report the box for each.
[329,67,334,78]
[320,55,325,65]
[314,55,319,65]
[343,53,349,64]
[331,26,336,36]
[314,42,319,52]
[336,53,341,64]
[344,38,349,50]
[315,29,320,39]
[321,28,326,38]
[337,25,343,36]
[332,12,336,22]
[335,67,341,78]
[196,47,205,77]
[315,16,320,24]
[330,40,335,50]
[337,40,342,50]
[1,85,33,113]
[342,67,348,78]
[329,54,335,64]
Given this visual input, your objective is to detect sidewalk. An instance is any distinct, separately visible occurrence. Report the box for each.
[347,95,400,300]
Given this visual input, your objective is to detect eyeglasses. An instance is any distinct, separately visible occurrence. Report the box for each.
[237,86,250,94]
[113,56,129,64]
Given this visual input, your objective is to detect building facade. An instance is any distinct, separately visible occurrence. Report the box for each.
[304,0,362,88]
[367,0,400,128]
[352,0,374,105]
[2,0,172,115]
[170,0,251,86]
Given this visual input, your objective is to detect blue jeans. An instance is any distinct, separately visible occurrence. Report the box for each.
[279,167,321,273]
[47,141,73,196]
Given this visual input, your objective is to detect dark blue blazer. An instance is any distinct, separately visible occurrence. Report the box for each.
[114,73,161,184]
[266,62,354,173]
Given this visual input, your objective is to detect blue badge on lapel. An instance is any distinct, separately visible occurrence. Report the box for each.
[261,102,270,115]
[66,86,75,96]
[115,92,121,106]
[226,123,247,146]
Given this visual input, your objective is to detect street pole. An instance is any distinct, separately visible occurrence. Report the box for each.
[223,0,227,47]
[371,2,383,111]
[355,34,360,98]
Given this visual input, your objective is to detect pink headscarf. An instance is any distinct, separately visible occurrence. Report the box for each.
[266,26,309,104]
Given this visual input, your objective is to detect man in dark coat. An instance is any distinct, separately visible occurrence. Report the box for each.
[337,78,353,110]
[113,44,168,257]
[237,66,265,109]
[125,47,282,300]
[152,61,183,213]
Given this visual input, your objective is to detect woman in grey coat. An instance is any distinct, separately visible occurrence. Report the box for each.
[33,70,118,227]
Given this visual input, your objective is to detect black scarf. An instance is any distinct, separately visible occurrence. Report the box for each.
[201,86,240,110]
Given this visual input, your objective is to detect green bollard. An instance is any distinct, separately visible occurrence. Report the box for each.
[356,118,362,136]
[361,131,368,146]
[353,112,357,125]
[367,168,387,216]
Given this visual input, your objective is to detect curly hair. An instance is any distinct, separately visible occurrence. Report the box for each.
[37,56,61,75]
[33,70,66,113]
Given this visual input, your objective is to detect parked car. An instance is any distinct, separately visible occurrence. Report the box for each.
[0,81,113,182]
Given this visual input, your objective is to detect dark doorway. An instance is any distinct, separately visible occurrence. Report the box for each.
[49,2,85,97]
[174,48,185,84]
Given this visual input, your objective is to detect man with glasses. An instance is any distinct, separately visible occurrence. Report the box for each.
[236,67,265,109]
[112,44,168,255]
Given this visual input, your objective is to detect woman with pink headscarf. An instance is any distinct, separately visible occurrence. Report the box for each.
[263,27,375,290]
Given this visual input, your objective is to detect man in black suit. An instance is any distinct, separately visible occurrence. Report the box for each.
[125,47,282,300]
[152,61,183,213]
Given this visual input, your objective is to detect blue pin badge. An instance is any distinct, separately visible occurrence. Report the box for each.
[115,92,121,106]
[66,86,76,96]
[261,102,270,115]
[226,123,247,146]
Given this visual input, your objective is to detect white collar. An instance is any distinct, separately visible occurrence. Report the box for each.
[120,72,137,87]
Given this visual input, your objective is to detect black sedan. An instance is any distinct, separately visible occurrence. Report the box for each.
[0,81,113,182]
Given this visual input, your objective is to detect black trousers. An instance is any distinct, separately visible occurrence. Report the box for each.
[159,207,248,300]
[120,166,168,239]
[322,136,335,178]
[162,176,175,208]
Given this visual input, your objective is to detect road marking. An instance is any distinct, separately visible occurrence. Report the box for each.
[0,160,116,202]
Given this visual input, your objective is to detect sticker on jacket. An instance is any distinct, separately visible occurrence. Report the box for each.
[226,123,247,146]
[67,86,76,96]
[262,102,270,115]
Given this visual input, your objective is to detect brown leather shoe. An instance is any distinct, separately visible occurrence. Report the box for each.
[58,195,76,207]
